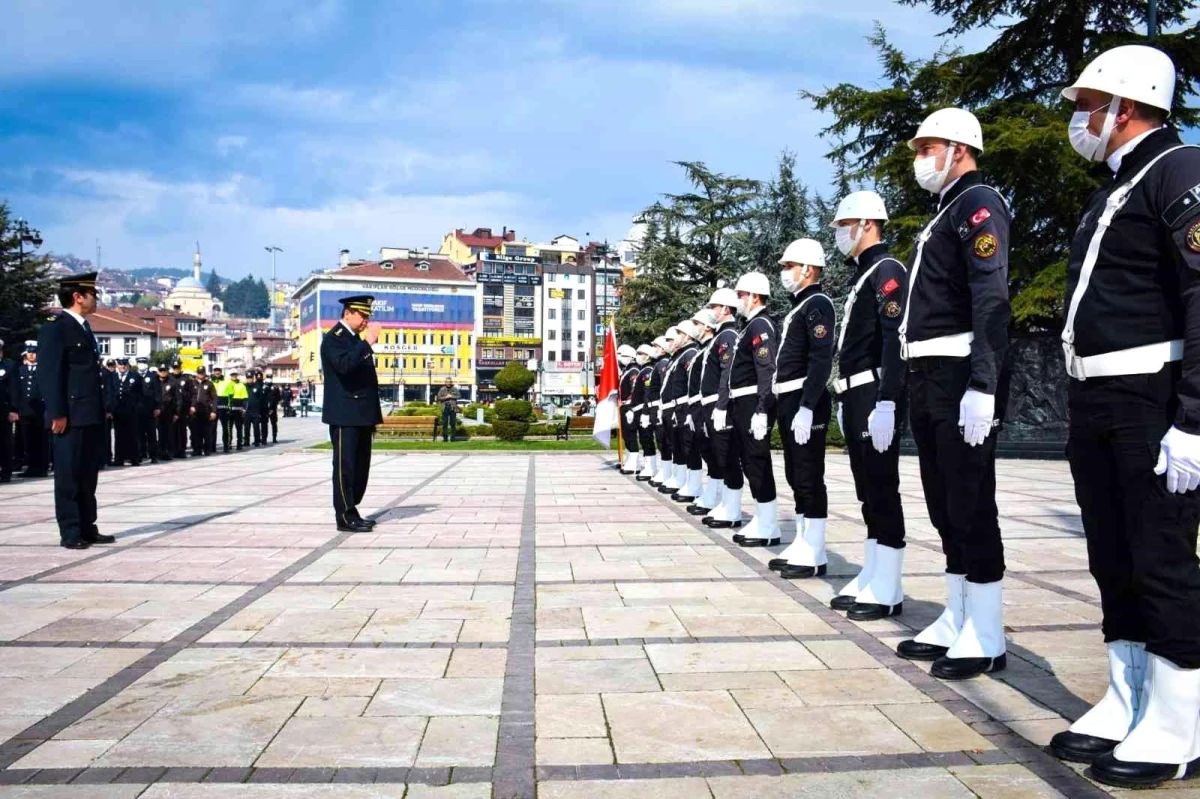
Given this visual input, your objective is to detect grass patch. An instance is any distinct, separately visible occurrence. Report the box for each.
[313,438,606,452]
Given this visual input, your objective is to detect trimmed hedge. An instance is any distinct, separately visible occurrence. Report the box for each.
[495,399,534,422]
[493,419,529,441]
[463,424,494,438]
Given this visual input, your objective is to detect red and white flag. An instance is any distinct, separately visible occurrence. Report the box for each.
[592,325,620,448]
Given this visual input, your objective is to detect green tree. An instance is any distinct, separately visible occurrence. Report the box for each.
[494,361,534,398]
[221,276,270,318]
[0,203,56,354]
[804,4,1199,331]
[136,293,161,309]
[150,346,179,370]
[205,269,223,299]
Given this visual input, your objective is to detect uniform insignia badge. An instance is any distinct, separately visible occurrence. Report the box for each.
[333,327,343,336]
[880,278,899,296]
[969,207,991,227]
[884,301,901,318]
[812,324,828,339]
[0,370,5,377]
[1188,221,1200,253]
[752,335,761,346]
[973,233,998,259]
[756,346,768,359]
[957,221,972,240]
[721,351,731,363]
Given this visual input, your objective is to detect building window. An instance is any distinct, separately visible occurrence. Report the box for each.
[548,308,556,320]
[577,330,586,342]
[547,330,556,340]
[547,351,557,362]
[124,338,137,356]
[97,337,110,355]
[547,273,555,283]
[577,310,585,321]
[576,289,585,299]
[576,351,585,362]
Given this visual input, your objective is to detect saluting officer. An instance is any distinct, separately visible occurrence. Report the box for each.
[693,289,740,517]
[36,273,114,549]
[894,107,1012,682]
[647,336,673,486]
[617,345,641,474]
[767,239,835,569]
[678,310,718,503]
[633,345,659,481]
[1046,46,1200,789]
[825,191,908,621]
[17,341,49,478]
[321,295,383,532]
[134,357,161,463]
[665,322,700,498]
[709,272,776,534]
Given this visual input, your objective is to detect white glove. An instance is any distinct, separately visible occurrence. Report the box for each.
[792,406,813,445]
[625,410,633,424]
[685,414,694,431]
[712,409,727,432]
[1155,426,1200,494]
[868,400,896,453]
[750,412,769,441]
[836,403,844,436]
[958,389,995,447]
[640,414,650,429]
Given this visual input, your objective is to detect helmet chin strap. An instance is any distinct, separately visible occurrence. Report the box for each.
[1093,95,1123,162]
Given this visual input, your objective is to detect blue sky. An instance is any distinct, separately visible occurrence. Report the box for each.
[0,0,1143,279]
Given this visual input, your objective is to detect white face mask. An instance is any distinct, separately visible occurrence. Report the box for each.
[1068,98,1120,162]
[913,145,955,194]
[137,362,148,372]
[835,223,864,257]
[738,296,755,318]
[635,354,648,366]
[779,268,799,294]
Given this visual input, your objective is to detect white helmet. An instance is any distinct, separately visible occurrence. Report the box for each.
[830,190,889,226]
[778,238,826,268]
[908,107,984,153]
[675,320,700,341]
[652,336,670,350]
[636,344,655,358]
[1061,45,1175,114]
[734,271,771,297]
[617,344,636,363]
[691,308,718,330]
[707,287,740,309]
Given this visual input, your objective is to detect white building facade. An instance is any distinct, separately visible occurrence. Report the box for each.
[539,261,595,400]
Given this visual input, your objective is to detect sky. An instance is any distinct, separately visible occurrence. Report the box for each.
[0,0,1163,280]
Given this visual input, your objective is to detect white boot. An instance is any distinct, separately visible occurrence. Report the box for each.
[779,517,827,575]
[739,500,779,545]
[945,580,1005,659]
[1069,641,1147,743]
[696,476,720,511]
[652,459,668,484]
[773,516,806,567]
[849,544,904,618]
[622,450,639,473]
[682,469,703,499]
[663,462,683,490]
[901,574,966,658]
[1107,654,1200,773]
[833,540,878,606]
[705,485,742,528]
[638,454,657,480]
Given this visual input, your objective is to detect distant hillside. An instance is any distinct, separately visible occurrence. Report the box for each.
[127,267,223,285]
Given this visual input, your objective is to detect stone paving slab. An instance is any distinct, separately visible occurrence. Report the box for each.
[0,418,1159,795]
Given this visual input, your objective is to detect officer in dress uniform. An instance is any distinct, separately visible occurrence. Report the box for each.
[823,191,909,620]
[246,369,266,447]
[207,367,224,453]
[112,359,142,466]
[764,239,835,567]
[1044,46,1200,789]
[321,295,383,532]
[708,272,776,533]
[654,328,685,492]
[17,342,49,478]
[170,360,193,459]
[190,366,217,456]
[633,345,659,481]
[0,340,15,483]
[617,345,641,474]
[229,371,249,449]
[155,365,174,460]
[678,310,718,503]
[893,107,1012,682]
[647,337,673,486]
[665,322,701,498]
[101,359,117,467]
[36,273,115,549]
[264,370,282,444]
[691,290,740,517]
[133,357,161,463]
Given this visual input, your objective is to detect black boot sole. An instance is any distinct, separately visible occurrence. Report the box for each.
[931,653,1007,681]
[896,640,949,662]
[671,495,695,503]
[685,505,711,516]
[779,564,827,579]
[636,476,652,482]
[847,601,902,621]
[703,519,743,529]
[1089,754,1200,789]
[1048,732,1119,765]
[737,538,780,548]
[830,594,858,611]
[768,558,786,571]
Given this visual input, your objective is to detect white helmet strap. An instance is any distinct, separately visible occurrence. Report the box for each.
[1095,95,1123,162]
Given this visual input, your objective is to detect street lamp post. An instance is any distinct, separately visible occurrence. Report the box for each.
[425,357,434,404]
[264,246,282,328]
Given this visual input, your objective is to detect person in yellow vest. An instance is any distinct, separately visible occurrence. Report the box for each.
[214,369,233,453]
[227,371,250,450]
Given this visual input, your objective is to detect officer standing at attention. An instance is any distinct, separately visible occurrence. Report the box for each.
[1045,46,1200,789]
[617,345,641,474]
[692,289,740,518]
[155,364,174,460]
[665,322,701,498]
[246,369,266,447]
[170,360,193,459]
[133,358,159,463]
[825,191,909,620]
[101,358,118,467]
[298,383,311,417]
[264,370,282,444]
[36,273,115,549]
[112,359,142,466]
[17,342,49,479]
[767,239,835,569]
[0,339,15,483]
[894,107,1011,682]
[654,328,684,492]
[678,310,718,504]
[207,367,224,453]
[229,371,249,449]
[710,272,776,535]
[633,345,658,481]
[647,336,673,487]
[321,295,383,532]
[190,366,217,456]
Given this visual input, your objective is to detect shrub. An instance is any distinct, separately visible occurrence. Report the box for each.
[495,361,535,398]
[495,399,534,422]
[527,422,560,436]
[492,419,529,441]
[393,406,439,417]
[463,424,494,438]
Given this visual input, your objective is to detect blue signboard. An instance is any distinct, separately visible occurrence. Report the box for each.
[318,289,474,330]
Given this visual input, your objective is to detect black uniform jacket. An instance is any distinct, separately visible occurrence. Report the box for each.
[138,371,161,413]
[0,359,15,416]
[722,308,777,415]
[114,371,142,418]
[631,364,649,409]
[839,243,907,403]
[320,321,383,427]
[1066,128,1200,432]
[648,356,669,424]
[619,366,639,406]
[904,171,1011,393]
[18,362,44,417]
[776,285,835,411]
[707,322,738,404]
[36,312,105,428]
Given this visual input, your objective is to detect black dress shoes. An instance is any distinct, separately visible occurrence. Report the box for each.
[829,595,858,611]
[83,534,117,545]
[734,536,780,547]
[356,518,377,529]
[931,653,1006,680]
[671,493,695,503]
[847,601,902,621]
[896,639,949,661]
[636,475,652,482]
[61,541,90,550]
[685,504,711,516]
[778,563,826,579]
[1090,751,1200,789]
[656,484,675,494]
[703,517,742,529]
[337,519,373,532]
[1048,730,1119,764]
[768,558,787,571]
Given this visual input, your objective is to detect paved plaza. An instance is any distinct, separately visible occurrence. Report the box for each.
[0,418,1176,797]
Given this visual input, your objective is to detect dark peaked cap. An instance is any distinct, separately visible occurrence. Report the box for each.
[338,295,375,315]
[59,272,98,291]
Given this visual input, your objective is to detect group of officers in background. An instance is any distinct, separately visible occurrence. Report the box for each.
[0,341,291,478]
[616,45,1200,790]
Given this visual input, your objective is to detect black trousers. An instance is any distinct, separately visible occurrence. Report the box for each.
[248,414,264,446]
[441,405,455,442]
[688,405,708,471]
[268,410,279,442]
[136,412,158,461]
[707,419,736,485]
[1068,366,1200,668]
[218,409,233,451]
[330,425,373,523]
[207,415,218,453]
[104,417,114,464]
[19,416,49,474]
[52,424,102,544]
[673,407,693,467]
[113,415,139,464]
[778,390,830,518]
[172,415,189,457]
[908,358,1003,583]
[637,414,656,457]
[300,402,310,417]
[842,382,906,548]
[620,406,640,453]
[730,396,775,502]
[234,410,248,447]
[191,411,211,455]
[157,415,174,459]
[655,411,673,463]
[0,417,11,478]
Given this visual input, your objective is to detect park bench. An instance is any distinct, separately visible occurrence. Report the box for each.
[376,416,438,440]
[555,416,595,441]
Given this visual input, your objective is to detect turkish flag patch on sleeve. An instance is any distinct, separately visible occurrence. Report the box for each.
[881,278,899,296]
[751,335,761,346]
[969,207,991,227]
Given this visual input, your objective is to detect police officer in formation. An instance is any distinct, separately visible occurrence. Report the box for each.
[246,369,266,447]
[661,321,701,497]
[17,342,49,479]
[320,295,382,532]
[264,370,282,444]
[190,366,217,456]
[0,340,15,483]
[677,310,716,502]
[134,357,161,463]
[155,364,176,460]
[112,358,142,466]
[633,344,658,480]
[617,345,641,474]
[647,338,672,483]
[1044,46,1200,789]
[688,289,740,516]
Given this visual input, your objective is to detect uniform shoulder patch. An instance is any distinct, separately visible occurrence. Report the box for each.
[973,233,998,259]
[1164,183,1200,228]
[1187,220,1200,253]
[880,277,899,296]
[812,323,828,339]
[756,346,769,360]
[884,301,901,318]
[333,327,343,336]
[969,207,991,227]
